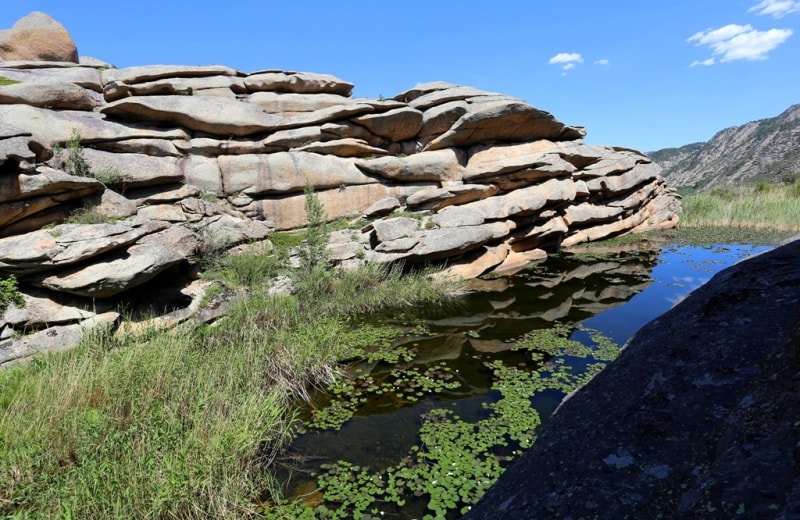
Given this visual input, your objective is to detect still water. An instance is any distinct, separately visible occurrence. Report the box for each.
[283,237,771,516]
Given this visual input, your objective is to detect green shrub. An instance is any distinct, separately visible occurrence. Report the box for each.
[707,186,738,201]
[92,167,128,186]
[0,275,24,313]
[329,216,368,232]
[268,231,303,249]
[294,183,333,297]
[297,182,330,272]
[389,210,426,220]
[205,245,285,289]
[755,180,771,193]
[52,129,130,187]
[53,128,92,177]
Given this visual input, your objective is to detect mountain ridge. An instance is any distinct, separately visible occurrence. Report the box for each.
[651,103,800,192]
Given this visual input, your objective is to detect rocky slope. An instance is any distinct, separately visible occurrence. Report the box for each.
[0,12,680,365]
[466,235,800,519]
[651,104,800,191]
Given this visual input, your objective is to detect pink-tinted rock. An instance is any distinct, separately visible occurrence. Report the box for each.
[0,12,78,63]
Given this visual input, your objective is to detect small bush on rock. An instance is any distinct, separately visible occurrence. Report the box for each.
[298,181,330,272]
[295,182,333,297]
[53,128,92,177]
[52,129,130,188]
[0,275,24,314]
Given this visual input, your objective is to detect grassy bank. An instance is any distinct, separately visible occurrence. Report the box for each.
[680,181,800,231]
[0,240,461,518]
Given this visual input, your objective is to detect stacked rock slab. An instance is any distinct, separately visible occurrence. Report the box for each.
[0,13,680,365]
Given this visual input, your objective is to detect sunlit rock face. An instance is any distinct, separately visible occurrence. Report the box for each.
[0,11,78,62]
[0,12,681,364]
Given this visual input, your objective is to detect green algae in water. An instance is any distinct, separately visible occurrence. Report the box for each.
[302,362,462,432]
[275,326,620,519]
[271,242,671,517]
[270,237,773,518]
[513,324,621,363]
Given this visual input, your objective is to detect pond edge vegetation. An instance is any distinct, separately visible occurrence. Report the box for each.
[2,181,798,518]
[0,187,464,518]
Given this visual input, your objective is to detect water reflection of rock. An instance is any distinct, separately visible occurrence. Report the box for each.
[289,238,665,476]
[391,238,664,357]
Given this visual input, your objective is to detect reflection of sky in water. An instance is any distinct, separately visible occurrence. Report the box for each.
[580,244,771,346]
[290,240,777,507]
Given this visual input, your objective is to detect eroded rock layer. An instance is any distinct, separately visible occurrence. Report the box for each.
[0,14,680,364]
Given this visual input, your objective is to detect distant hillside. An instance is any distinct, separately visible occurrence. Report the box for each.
[651,104,800,192]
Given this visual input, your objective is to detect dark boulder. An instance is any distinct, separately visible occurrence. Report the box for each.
[467,237,800,520]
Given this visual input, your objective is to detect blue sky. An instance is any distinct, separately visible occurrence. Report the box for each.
[3,1,799,152]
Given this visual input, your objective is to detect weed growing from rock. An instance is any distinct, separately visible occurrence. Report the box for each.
[52,128,129,188]
[298,181,330,273]
[53,128,92,177]
[62,207,120,225]
[0,275,24,314]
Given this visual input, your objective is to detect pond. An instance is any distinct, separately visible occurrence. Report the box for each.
[274,236,772,519]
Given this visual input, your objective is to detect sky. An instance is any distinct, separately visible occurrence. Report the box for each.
[3,0,799,152]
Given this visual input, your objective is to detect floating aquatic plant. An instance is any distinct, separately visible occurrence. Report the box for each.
[277,326,620,518]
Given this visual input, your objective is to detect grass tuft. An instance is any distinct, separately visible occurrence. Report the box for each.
[680,182,800,232]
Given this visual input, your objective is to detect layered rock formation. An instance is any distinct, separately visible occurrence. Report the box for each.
[0,13,680,365]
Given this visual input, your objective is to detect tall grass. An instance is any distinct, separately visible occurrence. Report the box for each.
[0,246,461,518]
[0,306,299,518]
[680,181,800,231]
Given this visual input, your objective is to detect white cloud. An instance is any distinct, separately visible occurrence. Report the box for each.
[749,0,800,18]
[688,24,752,45]
[594,58,611,66]
[687,23,793,64]
[690,58,716,67]
[548,52,583,73]
[548,52,583,65]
